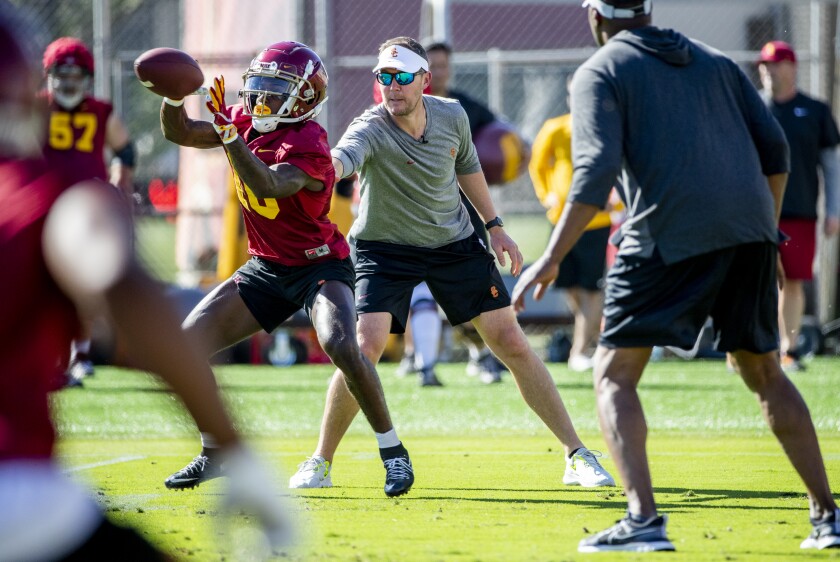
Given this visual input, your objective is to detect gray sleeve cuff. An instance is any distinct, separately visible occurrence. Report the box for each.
[330,148,355,179]
[820,146,840,218]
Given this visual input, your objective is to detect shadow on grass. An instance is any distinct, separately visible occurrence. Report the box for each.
[292,485,816,511]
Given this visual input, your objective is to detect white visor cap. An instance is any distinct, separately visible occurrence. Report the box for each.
[373,45,429,74]
[582,0,651,19]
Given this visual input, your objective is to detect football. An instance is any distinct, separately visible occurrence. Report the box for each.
[474,120,530,186]
[134,47,204,99]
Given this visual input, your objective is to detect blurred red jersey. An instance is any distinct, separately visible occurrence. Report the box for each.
[42,94,112,185]
[229,105,348,266]
[0,158,79,460]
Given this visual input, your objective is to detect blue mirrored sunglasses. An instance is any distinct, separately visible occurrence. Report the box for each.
[375,70,423,86]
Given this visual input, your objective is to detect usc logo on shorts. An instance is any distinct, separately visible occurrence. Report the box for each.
[490,285,499,298]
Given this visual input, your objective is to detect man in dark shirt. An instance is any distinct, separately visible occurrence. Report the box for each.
[758,40,840,372]
[513,0,839,552]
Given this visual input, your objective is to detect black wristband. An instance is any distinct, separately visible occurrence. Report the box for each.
[484,216,504,230]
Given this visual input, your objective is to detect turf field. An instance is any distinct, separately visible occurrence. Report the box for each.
[54,358,840,561]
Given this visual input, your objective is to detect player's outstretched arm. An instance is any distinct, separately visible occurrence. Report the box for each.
[160,97,221,149]
[203,75,322,199]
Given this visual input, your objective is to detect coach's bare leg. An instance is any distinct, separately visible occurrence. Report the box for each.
[593,345,657,518]
[731,349,837,520]
[313,311,392,463]
[778,279,804,356]
[472,307,584,456]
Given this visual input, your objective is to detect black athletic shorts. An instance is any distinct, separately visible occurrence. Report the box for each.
[354,234,511,334]
[553,225,610,291]
[600,242,779,353]
[234,256,355,333]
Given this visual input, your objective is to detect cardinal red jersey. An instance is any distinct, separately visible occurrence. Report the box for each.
[229,105,349,266]
[0,158,79,460]
[42,94,112,185]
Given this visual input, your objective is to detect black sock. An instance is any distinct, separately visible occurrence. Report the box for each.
[568,447,584,459]
[380,443,407,460]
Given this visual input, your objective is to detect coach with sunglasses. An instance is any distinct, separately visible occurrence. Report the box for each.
[289,36,615,492]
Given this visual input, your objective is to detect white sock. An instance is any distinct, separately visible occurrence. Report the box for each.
[200,432,219,451]
[411,308,440,370]
[375,428,401,449]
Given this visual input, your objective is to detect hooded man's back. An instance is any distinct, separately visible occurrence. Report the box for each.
[568,26,789,264]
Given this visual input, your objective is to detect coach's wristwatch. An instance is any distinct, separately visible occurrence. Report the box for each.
[484,216,504,230]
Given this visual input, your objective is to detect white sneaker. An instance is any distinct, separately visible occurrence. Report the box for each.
[568,354,593,372]
[563,448,616,487]
[288,456,332,489]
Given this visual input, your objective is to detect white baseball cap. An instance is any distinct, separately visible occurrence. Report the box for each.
[372,44,429,74]
[582,0,652,19]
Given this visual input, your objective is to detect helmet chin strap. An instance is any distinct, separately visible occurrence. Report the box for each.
[53,90,85,110]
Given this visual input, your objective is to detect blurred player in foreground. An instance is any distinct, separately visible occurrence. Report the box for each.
[42,36,137,385]
[513,0,839,552]
[158,41,413,497]
[0,12,290,560]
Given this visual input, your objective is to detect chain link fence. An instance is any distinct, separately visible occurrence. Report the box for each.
[13,0,840,330]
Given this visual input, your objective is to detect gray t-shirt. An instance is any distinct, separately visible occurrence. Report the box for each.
[332,95,482,247]
[570,27,789,265]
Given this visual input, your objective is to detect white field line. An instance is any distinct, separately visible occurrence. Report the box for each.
[63,455,146,473]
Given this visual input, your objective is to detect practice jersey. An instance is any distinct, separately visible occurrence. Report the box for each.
[0,158,79,460]
[228,105,348,266]
[42,95,112,185]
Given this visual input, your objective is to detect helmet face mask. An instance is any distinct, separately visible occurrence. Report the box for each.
[239,42,328,131]
[48,64,90,110]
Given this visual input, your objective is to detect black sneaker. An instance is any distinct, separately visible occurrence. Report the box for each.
[164,453,223,490]
[381,446,414,497]
[579,513,675,552]
[419,367,443,387]
[801,508,840,549]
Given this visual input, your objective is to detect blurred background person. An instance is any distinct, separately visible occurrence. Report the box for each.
[757,40,840,372]
[41,36,137,385]
[0,9,290,559]
[529,74,612,372]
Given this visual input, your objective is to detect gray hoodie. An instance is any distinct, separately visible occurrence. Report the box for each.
[569,26,789,264]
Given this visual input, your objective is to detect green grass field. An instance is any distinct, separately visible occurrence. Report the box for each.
[53,358,840,561]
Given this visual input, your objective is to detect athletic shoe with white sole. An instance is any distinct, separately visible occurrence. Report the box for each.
[288,456,332,489]
[164,453,223,490]
[801,508,840,550]
[579,513,675,552]
[563,448,616,487]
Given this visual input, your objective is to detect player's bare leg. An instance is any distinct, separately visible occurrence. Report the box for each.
[779,279,805,366]
[164,279,264,490]
[592,345,657,517]
[472,307,584,456]
[300,311,413,496]
[566,288,603,371]
[311,283,392,433]
[731,349,837,520]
